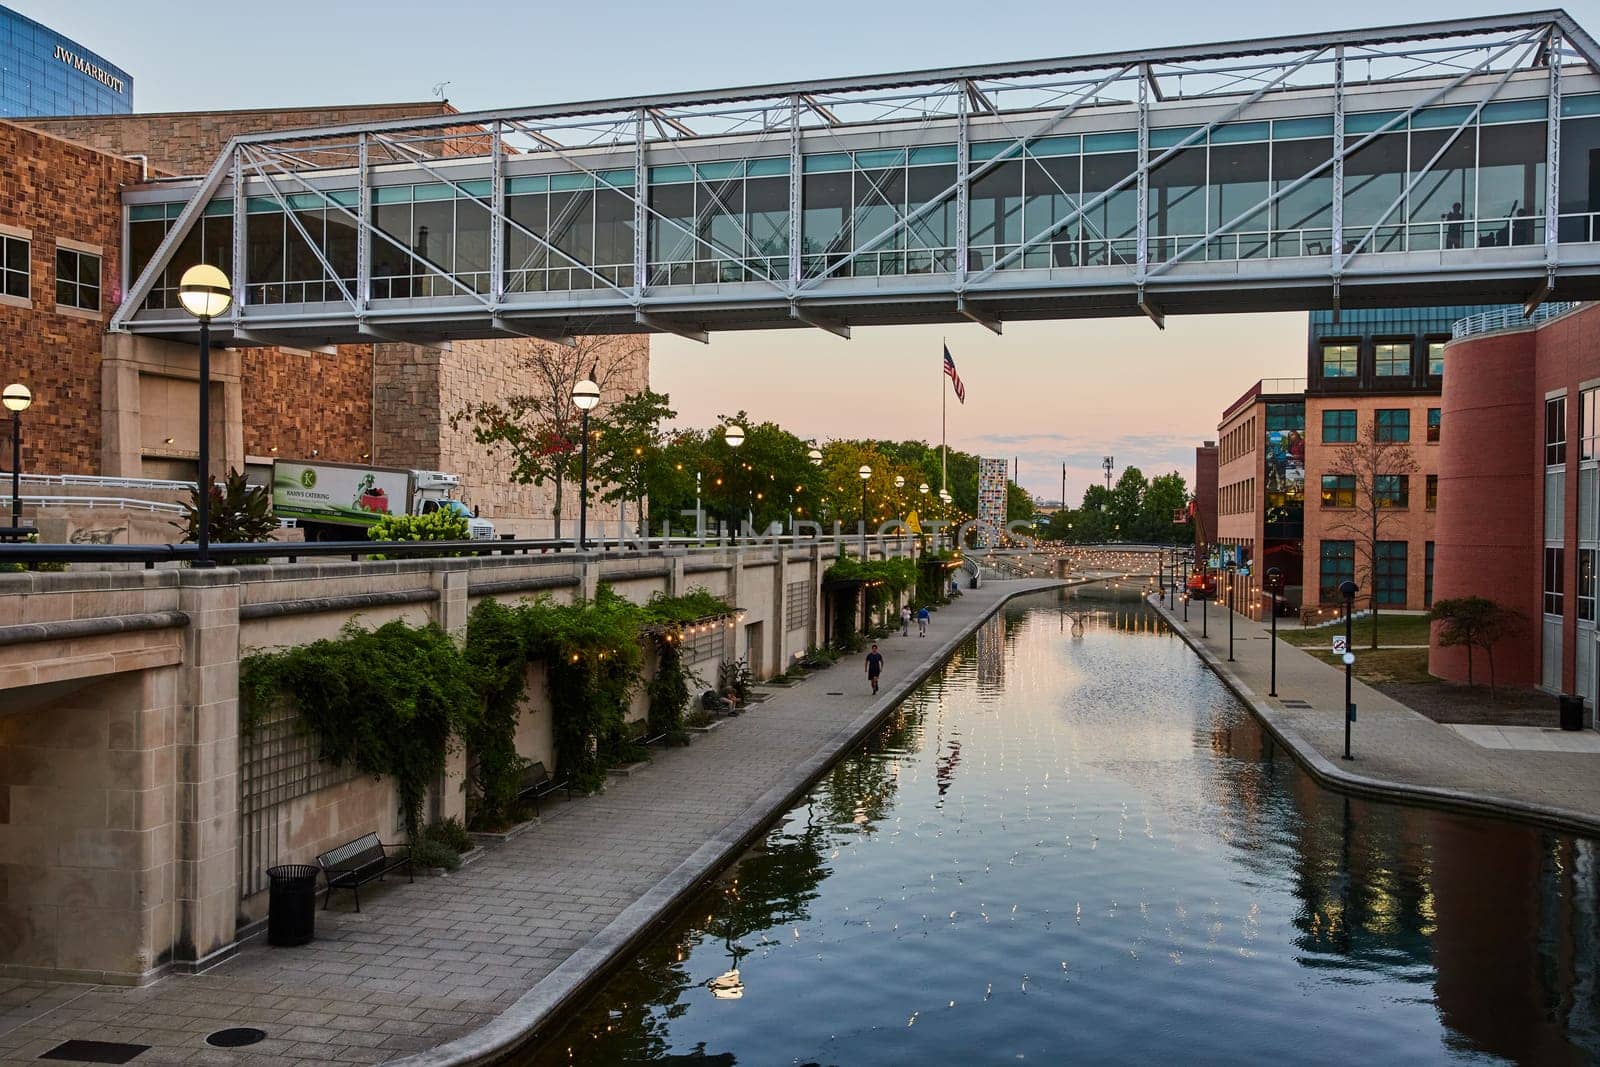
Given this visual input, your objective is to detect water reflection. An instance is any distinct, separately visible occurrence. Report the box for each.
[525,589,1600,1066]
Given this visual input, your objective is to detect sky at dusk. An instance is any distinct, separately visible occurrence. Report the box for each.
[21,0,1597,499]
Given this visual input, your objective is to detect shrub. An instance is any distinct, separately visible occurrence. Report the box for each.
[719,658,754,703]
[367,508,470,558]
[174,467,277,550]
[411,838,461,872]
[423,817,474,855]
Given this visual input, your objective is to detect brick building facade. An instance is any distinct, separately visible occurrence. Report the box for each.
[0,102,648,538]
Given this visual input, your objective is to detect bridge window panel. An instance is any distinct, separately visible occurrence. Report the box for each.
[1023,155,1079,268]
[128,210,172,307]
[1476,122,1545,248]
[1079,152,1136,266]
[1407,129,1475,251]
[696,177,745,283]
[592,186,633,289]
[1148,149,1206,262]
[1271,137,1333,257]
[286,206,328,302]
[506,189,551,293]
[199,211,233,288]
[801,170,852,278]
[968,159,1023,271]
[372,198,413,298]
[446,196,490,295]
[323,207,358,294]
[904,163,957,273]
[1207,144,1270,261]
[410,197,457,297]
[744,175,788,275]
[246,203,287,305]
[547,186,595,291]
[1343,133,1407,252]
[1557,117,1600,241]
[853,167,907,277]
[648,180,695,286]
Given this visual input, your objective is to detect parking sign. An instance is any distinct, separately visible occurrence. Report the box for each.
[1331,635,1349,655]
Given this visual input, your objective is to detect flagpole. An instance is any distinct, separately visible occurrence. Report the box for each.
[941,339,947,493]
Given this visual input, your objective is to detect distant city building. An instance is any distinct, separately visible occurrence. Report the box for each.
[0,5,132,116]
[1193,440,1217,549]
[1215,379,1305,618]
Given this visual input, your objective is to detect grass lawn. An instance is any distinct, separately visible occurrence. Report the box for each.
[1305,647,1433,685]
[1280,612,1433,649]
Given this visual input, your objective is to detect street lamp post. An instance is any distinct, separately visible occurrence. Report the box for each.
[2,383,31,539]
[938,487,952,551]
[572,378,601,550]
[176,265,233,567]
[1225,560,1237,662]
[858,464,872,555]
[1340,579,1359,760]
[1265,566,1283,697]
[724,423,745,539]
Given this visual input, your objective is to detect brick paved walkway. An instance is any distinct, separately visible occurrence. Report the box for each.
[0,580,1060,1066]
[1152,595,1600,832]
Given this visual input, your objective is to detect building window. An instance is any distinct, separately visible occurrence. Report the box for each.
[1375,474,1410,508]
[1376,409,1410,442]
[54,247,100,312]
[1321,343,1358,378]
[1425,541,1435,608]
[1581,549,1598,623]
[1320,475,1356,508]
[0,235,27,300]
[1322,409,1357,443]
[1374,341,1410,377]
[1427,341,1446,377]
[1545,546,1565,615]
[1426,408,1441,443]
[1547,395,1567,466]
[1375,541,1407,606]
[1320,540,1355,602]
[1426,474,1438,510]
[1582,387,1598,461]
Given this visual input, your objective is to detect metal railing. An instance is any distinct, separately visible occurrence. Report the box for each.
[1452,301,1582,339]
[20,495,186,515]
[6,472,196,492]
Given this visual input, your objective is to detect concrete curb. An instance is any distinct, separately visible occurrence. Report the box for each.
[388,579,1065,1067]
[1149,595,1600,838]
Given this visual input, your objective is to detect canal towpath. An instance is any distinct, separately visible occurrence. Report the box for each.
[0,578,1063,1067]
[1151,593,1600,835]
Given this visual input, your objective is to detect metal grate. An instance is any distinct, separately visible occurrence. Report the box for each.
[785,579,814,634]
[238,704,357,898]
[684,622,729,666]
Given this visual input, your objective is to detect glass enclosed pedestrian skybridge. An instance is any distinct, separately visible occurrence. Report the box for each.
[113,11,1600,345]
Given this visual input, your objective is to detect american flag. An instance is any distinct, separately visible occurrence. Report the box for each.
[943,345,966,404]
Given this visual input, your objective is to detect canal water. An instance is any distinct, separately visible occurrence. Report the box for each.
[526,589,1600,1065]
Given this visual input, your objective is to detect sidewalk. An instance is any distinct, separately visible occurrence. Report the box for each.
[0,579,1061,1067]
[1151,593,1600,835]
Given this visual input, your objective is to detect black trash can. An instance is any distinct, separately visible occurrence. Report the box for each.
[266,864,320,946]
[1559,694,1585,732]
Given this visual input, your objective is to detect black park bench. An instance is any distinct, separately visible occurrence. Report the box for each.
[315,832,412,912]
[516,760,571,814]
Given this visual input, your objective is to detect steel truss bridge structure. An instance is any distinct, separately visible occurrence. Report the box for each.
[114,10,1600,347]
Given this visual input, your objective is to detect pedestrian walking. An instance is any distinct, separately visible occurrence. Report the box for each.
[865,643,884,694]
[917,605,930,637]
[900,605,912,637]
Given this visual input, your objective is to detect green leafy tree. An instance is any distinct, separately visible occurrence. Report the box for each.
[1431,596,1522,697]
[588,389,676,536]
[1142,472,1192,544]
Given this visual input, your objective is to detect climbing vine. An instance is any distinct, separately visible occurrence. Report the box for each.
[239,620,479,840]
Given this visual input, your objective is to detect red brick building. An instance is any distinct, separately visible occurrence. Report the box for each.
[1431,302,1597,703]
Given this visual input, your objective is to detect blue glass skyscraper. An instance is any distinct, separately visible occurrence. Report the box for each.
[0,5,131,117]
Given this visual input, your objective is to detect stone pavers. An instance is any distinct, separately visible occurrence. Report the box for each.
[1152,595,1600,833]
[1447,722,1600,753]
[0,580,1058,1066]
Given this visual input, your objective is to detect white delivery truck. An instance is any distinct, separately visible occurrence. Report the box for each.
[270,459,495,542]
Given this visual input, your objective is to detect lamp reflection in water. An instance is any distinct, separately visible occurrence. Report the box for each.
[707,935,749,1000]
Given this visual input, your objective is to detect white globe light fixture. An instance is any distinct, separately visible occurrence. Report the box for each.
[724,423,746,448]
[919,482,930,495]
[571,378,601,411]
[807,446,822,465]
[894,475,905,489]
[177,263,232,320]
[2,383,31,413]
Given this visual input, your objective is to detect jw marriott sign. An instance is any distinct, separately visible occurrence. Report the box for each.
[52,44,125,95]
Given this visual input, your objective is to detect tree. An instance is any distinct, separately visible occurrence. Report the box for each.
[1328,423,1420,650]
[175,468,276,546]
[587,389,675,536]
[1431,596,1522,698]
[1142,472,1191,544]
[450,335,644,539]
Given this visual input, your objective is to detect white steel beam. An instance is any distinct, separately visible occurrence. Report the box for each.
[790,304,851,339]
[957,297,1002,335]
[635,311,709,344]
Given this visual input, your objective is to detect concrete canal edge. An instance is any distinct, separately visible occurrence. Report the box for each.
[390,579,1066,1067]
[1149,596,1600,839]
